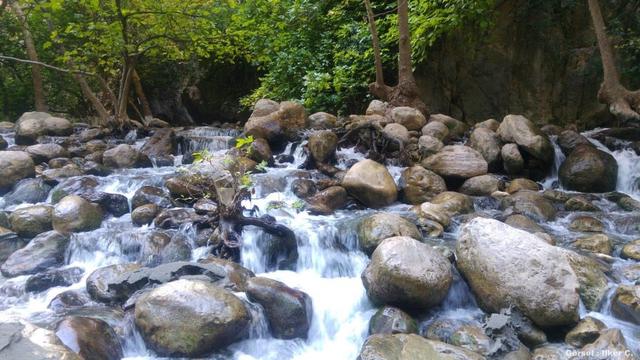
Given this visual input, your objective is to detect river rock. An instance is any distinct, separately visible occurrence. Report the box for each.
[246,276,312,339]
[559,144,618,193]
[52,195,103,233]
[48,290,90,311]
[501,143,524,175]
[86,263,143,303]
[475,118,500,131]
[25,143,69,164]
[573,234,612,255]
[15,112,73,145]
[131,204,160,226]
[164,174,217,203]
[580,329,634,360]
[247,137,272,163]
[500,190,556,221]
[3,178,52,206]
[569,215,604,233]
[56,316,123,360]
[103,144,150,169]
[391,107,426,131]
[415,202,451,228]
[135,279,251,357]
[0,151,35,191]
[9,204,53,238]
[342,159,397,208]
[308,130,338,164]
[41,164,85,183]
[506,178,539,193]
[497,114,554,165]
[140,128,176,158]
[0,229,27,264]
[362,236,452,311]
[421,121,449,141]
[1,230,69,277]
[131,186,172,209]
[565,316,606,348]
[358,333,484,360]
[244,100,307,144]
[611,285,640,325]
[358,213,422,255]
[308,112,337,129]
[429,114,468,140]
[621,239,640,261]
[459,175,501,196]
[50,176,99,203]
[383,123,410,146]
[565,196,600,212]
[468,127,502,170]
[305,186,347,214]
[398,166,447,204]
[558,130,591,156]
[368,306,418,335]
[431,191,474,216]
[456,218,580,327]
[418,135,444,157]
[0,322,81,359]
[25,267,83,293]
[422,145,488,180]
[504,214,544,234]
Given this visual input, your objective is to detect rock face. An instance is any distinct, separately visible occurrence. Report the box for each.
[398,166,447,204]
[362,237,452,312]
[135,279,251,357]
[103,144,150,169]
[1,230,69,277]
[559,144,618,192]
[0,151,35,191]
[358,213,422,255]
[421,145,488,180]
[15,112,73,145]
[456,218,580,327]
[246,277,312,339]
[342,159,397,208]
[497,115,554,165]
[52,195,103,233]
[358,333,484,360]
[55,316,122,360]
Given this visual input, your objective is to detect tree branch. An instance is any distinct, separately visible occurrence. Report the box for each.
[0,55,95,76]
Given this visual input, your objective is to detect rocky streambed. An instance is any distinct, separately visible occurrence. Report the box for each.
[0,103,638,360]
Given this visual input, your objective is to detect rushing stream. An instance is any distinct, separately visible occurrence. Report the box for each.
[0,126,639,359]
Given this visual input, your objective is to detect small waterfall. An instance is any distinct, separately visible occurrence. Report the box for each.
[541,135,566,189]
[178,127,241,154]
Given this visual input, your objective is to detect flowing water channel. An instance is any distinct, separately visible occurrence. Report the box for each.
[0,127,639,359]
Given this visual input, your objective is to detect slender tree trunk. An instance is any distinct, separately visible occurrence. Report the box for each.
[9,0,47,112]
[587,0,640,122]
[132,69,153,121]
[116,59,135,126]
[72,71,110,125]
[364,0,428,116]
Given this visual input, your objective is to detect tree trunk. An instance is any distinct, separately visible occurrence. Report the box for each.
[365,0,428,116]
[587,0,640,122]
[132,69,153,122]
[9,0,47,112]
[72,71,110,125]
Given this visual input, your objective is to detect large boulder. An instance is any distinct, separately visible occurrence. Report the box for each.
[9,204,53,238]
[135,279,251,357]
[246,277,312,339]
[362,237,452,312]
[391,107,426,131]
[501,143,524,175]
[497,114,554,165]
[358,213,422,255]
[0,151,35,191]
[15,112,73,145]
[131,186,172,209]
[55,316,122,360]
[468,127,502,170]
[103,144,150,169]
[244,101,307,144]
[428,114,468,140]
[358,333,484,360]
[559,144,618,193]
[308,112,337,129]
[459,175,501,196]
[305,186,347,214]
[342,159,397,208]
[1,230,69,277]
[52,195,103,233]
[456,218,580,327]
[421,145,488,180]
[398,166,447,204]
[86,263,143,303]
[307,130,338,164]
